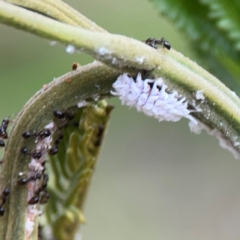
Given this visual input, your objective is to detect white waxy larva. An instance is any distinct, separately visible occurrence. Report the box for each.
[111,73,198,124]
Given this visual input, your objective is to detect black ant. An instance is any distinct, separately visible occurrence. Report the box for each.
[0,187,10,216]
[20,147,42,159]
[145,37,171,50]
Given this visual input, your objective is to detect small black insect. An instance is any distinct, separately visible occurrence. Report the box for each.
[2,188,10,201]
[0,139,5,147]
[41,174,49,190]
[27,173,49,205]
[18,173,42,185]
[65,111,74,120]
[22,129,51,139]
[20,146,28,154]
[28,196,40,205]
[18,178,28,185]
[145,37,171,50]
[38,129,51,138]
[22,131,32,139]
[48,146,58,155]
[31,151,42,159]
[54,131,64,145]
[53,110,65,119]
[39,190,50,204]
[0,187,10,217]
[0,207,4,216]
[20,147,42,159]
[35,174,49,194]
[0,118,10,142]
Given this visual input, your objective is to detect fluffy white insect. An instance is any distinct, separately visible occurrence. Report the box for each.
[111,73,197,124]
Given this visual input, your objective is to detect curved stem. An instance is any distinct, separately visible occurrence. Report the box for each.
[6,0,78,26]
[41,0,106,32]
[0,62,120,240]
[1,1,240,153]
[6,0,106,32]
[0,1,161,71]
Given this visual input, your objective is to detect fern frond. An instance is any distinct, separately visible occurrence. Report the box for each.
[44,101,113,240]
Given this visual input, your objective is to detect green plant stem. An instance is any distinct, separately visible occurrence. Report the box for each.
[0,62,121,240]
[0,1,161,71]
[6,0,106,32]
[41,0,106,32]
[6,0,78,26]
[1,1,240,152]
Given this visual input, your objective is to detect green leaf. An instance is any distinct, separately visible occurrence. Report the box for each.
[149,0,240,94]
[200,0,240,50]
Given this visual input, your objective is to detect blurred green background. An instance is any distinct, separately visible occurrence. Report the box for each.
[1,0,240,240]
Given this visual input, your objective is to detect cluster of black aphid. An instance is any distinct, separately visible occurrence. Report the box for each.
[20,147,42,160]
[21,128,52,159]
[17,172,42,185]
[0,187,10,216]
[28,173,49,205]
[18,110,75,204]
[17,156,50,206]
[22,128,51,140]
[0,118,11,216]
[0,118,10,148]
[0,110,76,217]
[145,37,171,50]
[15,123,52,209]
[48,110,75,155]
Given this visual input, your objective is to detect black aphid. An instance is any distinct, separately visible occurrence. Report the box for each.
[48,146,58,155]
[53,110,65,119]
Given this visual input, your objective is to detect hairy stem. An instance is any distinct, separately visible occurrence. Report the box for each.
[6,0,106,32]
[0,62,120,240]
[1,1,240,158]
[0,1,161,71]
